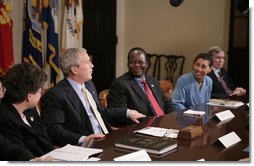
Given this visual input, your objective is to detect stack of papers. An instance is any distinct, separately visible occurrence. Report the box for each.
[113,149,151,161]
[207,99,244,108]
[41,144,103,161]
[134,126,179,138]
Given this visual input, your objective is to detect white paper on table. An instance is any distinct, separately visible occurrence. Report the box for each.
[207,99,244,108]
[183,110,205,116]
[85,157,101,161]
[134,126,179,138]
[197,158,205,161]
[113,149,151,161]
[42,144,102,161]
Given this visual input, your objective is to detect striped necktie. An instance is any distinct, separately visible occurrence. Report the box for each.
[82,87,109,134]
[218,70,232,95]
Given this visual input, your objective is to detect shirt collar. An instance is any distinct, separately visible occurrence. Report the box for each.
[134,77,144,83]
[67,78,84,92]
[212,67,220,77]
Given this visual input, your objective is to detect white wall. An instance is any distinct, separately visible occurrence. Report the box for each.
[116,0,230,77]
[12,0,230,78]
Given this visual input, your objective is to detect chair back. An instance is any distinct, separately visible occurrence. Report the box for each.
[37,88,50,115]
[159,80,174,100]
[146,54,185,84]
[99,89,109,109]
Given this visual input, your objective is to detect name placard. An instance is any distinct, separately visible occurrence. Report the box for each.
[216,118,233,127]
[215,110,235,122]
[218,131,241,148]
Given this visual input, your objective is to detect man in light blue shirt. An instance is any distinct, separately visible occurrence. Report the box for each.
[172,53,213,111]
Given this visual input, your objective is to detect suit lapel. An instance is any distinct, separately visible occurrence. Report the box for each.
[130,80,148,103]
[63,79,94,133]
[146,78,158,98]
[25,116,49,139]
[24,109,52,140]
[129,77,157,116]
[211,70,225,90]
[220,69,231,87]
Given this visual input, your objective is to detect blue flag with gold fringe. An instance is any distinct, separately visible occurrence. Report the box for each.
[43,0,60,85]
[22,0,43,68]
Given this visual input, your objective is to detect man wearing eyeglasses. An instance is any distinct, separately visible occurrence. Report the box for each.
[207,46,246,99]
[108,47,173,125]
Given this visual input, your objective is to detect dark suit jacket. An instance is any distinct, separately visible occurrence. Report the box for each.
[108,72,173,124]
[0,99,54,158]
[41,79,112,147]
[0,134,34,161]
[207,68,235,99]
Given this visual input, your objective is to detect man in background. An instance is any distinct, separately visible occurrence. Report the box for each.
[207,46,246,99]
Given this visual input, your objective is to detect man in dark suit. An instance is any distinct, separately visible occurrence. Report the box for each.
[0,63,54,160]
[108,47,173,125]
[41,48,145,147]
[207,46,246,99]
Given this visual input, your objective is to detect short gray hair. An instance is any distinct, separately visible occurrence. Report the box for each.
[59,48,87,77]
[208,46,223,56]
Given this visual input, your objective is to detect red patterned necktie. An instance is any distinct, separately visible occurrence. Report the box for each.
[218,71,232,95]
[142,80,164,116]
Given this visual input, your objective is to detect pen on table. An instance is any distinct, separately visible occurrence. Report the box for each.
[185,113,201,116]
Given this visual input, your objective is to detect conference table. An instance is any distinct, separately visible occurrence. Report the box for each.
[91,95,249,161]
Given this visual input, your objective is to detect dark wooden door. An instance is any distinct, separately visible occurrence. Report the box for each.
[227,0,249,91]
[83,0,116,92]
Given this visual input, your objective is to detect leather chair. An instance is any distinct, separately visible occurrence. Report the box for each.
[146,53,185,84]
[159,80,174,100]
[98,89,119,130]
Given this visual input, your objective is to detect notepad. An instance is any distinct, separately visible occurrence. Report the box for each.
[41,144,103,161]
[207,99,244,108]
